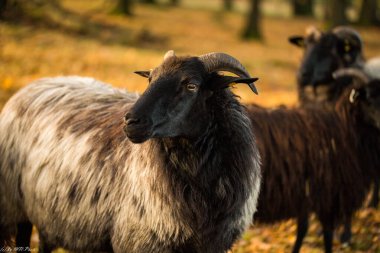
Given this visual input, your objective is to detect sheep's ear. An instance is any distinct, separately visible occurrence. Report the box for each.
[134,70,151,78]
[210,75,259,94]
[288,36,305,48]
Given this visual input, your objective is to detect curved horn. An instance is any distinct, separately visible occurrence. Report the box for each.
[164,50,176,61]
[332,26,363,49]
[333,68,370,84]
[198,52,258,94]
[198,52,250,77]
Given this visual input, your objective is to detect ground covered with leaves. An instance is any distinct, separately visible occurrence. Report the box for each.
[234,208,380,253]
[1,0,380,252]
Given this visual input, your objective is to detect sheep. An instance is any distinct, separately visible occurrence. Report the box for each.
[0,51,262,253]
[364,57,380,79]
[289,26,380,237]
[289,26,380,109]
[246,71,380,253]
[288,26,365,106]
[333,67,380,211]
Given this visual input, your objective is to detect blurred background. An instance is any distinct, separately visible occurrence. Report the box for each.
[0,0,379,252]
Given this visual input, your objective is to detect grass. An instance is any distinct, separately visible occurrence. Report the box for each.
[1,1,379,108]
[1,0,380,252]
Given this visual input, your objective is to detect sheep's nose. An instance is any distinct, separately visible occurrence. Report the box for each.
[124,113,150,126]
[125,118,140,126]
[124,113,139,125]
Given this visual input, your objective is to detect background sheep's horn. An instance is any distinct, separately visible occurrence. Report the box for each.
[198,52,258,94]
[333,68,370,84]
[164,50,176,61]
[332,26,363,48]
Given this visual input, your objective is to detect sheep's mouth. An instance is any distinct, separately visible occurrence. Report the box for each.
[124,124,152,143]
[298,70,335,88]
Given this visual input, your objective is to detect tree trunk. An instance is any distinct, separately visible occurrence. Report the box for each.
[171,0,179,6]
[117,0,132,15]
[325,0,347,27]
[0,0,7,19]
[292,0,313,16]
[242,0,262,40]
[359,0,379,25]
[141,0,156,4]
[223,0,233,11]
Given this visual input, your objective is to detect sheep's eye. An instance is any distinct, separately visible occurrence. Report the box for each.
[186,83,198,92]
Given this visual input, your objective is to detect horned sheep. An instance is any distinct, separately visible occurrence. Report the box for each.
[0,51,262,253]
[247,69,380,253]
[288,26,380,242]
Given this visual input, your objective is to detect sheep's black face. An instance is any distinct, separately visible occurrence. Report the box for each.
[125,52,258,144]
[356,80,380,129]
[290,33,362,88]
[124,57,213,143]
[297,34,342,87]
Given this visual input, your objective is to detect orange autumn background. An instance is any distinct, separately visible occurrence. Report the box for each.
[0,0,379,252]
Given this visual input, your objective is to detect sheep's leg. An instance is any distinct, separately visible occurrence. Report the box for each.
[292,215,309,253]
[16,221,33,252]
[322,222,333,253]
[340,218,351,245]
[38,243,53,253]
[38,233,53,253]
[370,180,379,208]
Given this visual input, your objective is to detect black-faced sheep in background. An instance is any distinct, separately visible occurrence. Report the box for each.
[247,71,380,253]
[0,51,261,253]
[289,26,380,230]
[288,26,365,106]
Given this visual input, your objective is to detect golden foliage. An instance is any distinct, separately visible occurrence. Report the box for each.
[1,1,379,252]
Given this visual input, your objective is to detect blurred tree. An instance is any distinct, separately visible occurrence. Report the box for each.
[141,0,156,3]
[171,0,179,5]
[359,0,379,25]
[242,0,262,40]
[324,0,348,27]
[0,0,50,20]
[116,0,133,15]
[0,0,7,19]
[292,0,313,16]
[223,0,233,11]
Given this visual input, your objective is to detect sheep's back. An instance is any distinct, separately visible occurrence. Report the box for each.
[247,104,369,225]
[0,77,138,250]
[302,108,369,224]
[248,105,310,222]
[364,57,380,79]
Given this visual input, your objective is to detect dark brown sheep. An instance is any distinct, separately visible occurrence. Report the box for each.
[247,75,380,253]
